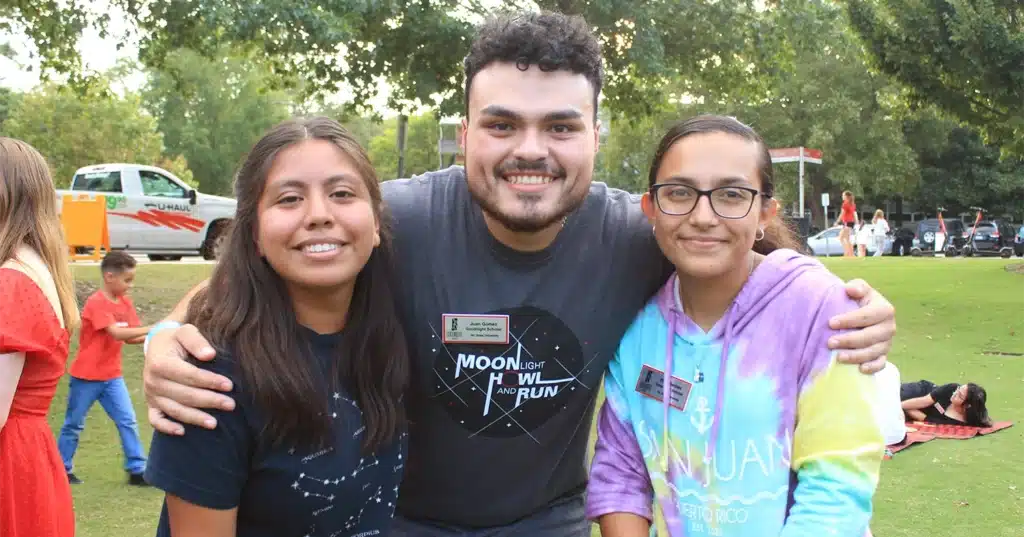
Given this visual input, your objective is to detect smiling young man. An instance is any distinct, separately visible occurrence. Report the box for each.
[141,11,898,537]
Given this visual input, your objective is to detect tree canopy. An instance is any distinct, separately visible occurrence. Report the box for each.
[1,79,167,188]
[842,0,1024,156]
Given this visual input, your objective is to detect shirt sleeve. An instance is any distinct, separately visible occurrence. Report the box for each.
[83,297,117,331]
[144,355,253,510]
[782,284,885,537]
[124,297,142,327]
[929,383,957,408]
[585,328,655,523]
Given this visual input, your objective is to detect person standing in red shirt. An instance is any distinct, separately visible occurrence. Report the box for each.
[834,190,859,257]
[0,137,81,537]
[57,251,152,486]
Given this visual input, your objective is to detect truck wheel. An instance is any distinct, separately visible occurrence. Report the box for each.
[201,221,228,260]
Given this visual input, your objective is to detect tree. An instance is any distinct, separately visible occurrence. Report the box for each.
[142,47,292,195]
[842,0,1024,156]
[904,110,1024,219]
[368,113,441,180]
[2,79,167,188]
[592,0,921,224]
[6,1,787,122]
[0,87,21,129]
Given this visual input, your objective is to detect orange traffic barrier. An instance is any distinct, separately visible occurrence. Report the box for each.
[60,194,110,262]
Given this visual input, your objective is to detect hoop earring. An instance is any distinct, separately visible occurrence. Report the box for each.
[755,227,765,241]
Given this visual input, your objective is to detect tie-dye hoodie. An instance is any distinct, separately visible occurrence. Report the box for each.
[586,249,884,537]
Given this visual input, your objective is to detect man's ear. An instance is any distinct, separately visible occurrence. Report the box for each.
[459,118,468,151]
[641,192,657,226]
[593,118,602,153]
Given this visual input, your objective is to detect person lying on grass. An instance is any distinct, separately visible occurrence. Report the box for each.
[900,380,991,427]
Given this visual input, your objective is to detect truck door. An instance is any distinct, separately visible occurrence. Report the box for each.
[135,169,205,249]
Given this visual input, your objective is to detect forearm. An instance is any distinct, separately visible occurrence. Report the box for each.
[599,513,651,537]
[901,396,933,411]
[165,279,211,324]
[109,325,154,342]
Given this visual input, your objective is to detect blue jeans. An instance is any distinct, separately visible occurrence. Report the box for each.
[388,494,590,537]
[57,376,147,474]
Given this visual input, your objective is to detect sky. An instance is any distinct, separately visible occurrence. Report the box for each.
[0,1,146,92]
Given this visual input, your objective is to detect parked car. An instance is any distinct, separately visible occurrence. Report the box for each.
[1015,225,1024,257]
[890,225,915,257]
[961,219,1017,258]
[911,218,966,256]
[56,163,236,261]
[806,225,890,256]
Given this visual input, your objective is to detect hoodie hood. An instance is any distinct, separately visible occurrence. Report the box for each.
[651,248,831,472]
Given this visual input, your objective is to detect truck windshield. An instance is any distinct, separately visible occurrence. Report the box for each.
[72,171,123,193]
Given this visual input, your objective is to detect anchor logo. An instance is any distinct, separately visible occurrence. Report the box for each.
[690,396,714,435]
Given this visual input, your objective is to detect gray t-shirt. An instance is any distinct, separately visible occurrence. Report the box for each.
[382,166,671,528]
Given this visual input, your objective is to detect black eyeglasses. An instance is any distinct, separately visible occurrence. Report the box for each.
[649,183,769,219]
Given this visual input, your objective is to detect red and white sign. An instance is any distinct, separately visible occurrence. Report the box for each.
[769,147,823,164]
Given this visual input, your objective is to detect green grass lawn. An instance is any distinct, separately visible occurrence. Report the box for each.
[52,258,1023,536]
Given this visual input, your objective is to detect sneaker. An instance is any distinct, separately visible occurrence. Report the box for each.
[67,473,83,485]
[127,472,150,487]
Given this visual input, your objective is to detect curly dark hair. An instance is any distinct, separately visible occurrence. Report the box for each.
[463,11,604,119]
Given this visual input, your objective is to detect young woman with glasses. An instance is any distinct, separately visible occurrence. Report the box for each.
[585,115,885,537]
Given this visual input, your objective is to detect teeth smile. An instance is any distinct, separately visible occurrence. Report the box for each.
[304,243,339,253]
[505,175,553,185]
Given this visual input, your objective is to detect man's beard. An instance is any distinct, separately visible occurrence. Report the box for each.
[476,191,579,233]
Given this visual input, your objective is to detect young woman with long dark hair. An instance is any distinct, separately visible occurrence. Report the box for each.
[144,117,410,537]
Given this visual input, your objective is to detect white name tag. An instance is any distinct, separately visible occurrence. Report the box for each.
[442,314,510,344]
[635,364,693,411]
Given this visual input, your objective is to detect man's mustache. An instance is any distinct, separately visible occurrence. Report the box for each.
[494,159,566,178]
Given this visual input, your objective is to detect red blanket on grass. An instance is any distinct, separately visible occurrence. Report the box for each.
[884,420,1014,458]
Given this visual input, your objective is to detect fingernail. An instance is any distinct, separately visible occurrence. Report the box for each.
[220,381,233,391]
[828,337,839,347]
[204,418,216,428]
[222,400,235,411]
[175,427,184,436]
[202,347,215,356]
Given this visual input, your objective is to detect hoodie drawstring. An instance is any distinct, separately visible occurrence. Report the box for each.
[661,294,734,485]
[662,309,676,472]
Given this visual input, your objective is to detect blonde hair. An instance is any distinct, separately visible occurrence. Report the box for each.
[873,209,885,221]
[0,138,80,329]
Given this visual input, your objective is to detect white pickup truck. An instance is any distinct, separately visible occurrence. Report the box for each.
[56,163,236,261]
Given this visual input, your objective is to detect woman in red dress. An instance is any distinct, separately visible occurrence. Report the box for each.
[834,190,859,257]
[0,137,81,537]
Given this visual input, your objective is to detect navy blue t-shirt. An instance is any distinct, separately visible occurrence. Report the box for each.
[145,328,407,537]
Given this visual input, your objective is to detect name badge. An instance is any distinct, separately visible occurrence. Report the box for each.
[635,364,693,411]
[442,314,510,344]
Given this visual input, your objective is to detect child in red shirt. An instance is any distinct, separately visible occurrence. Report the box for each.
[57,251,152,486]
